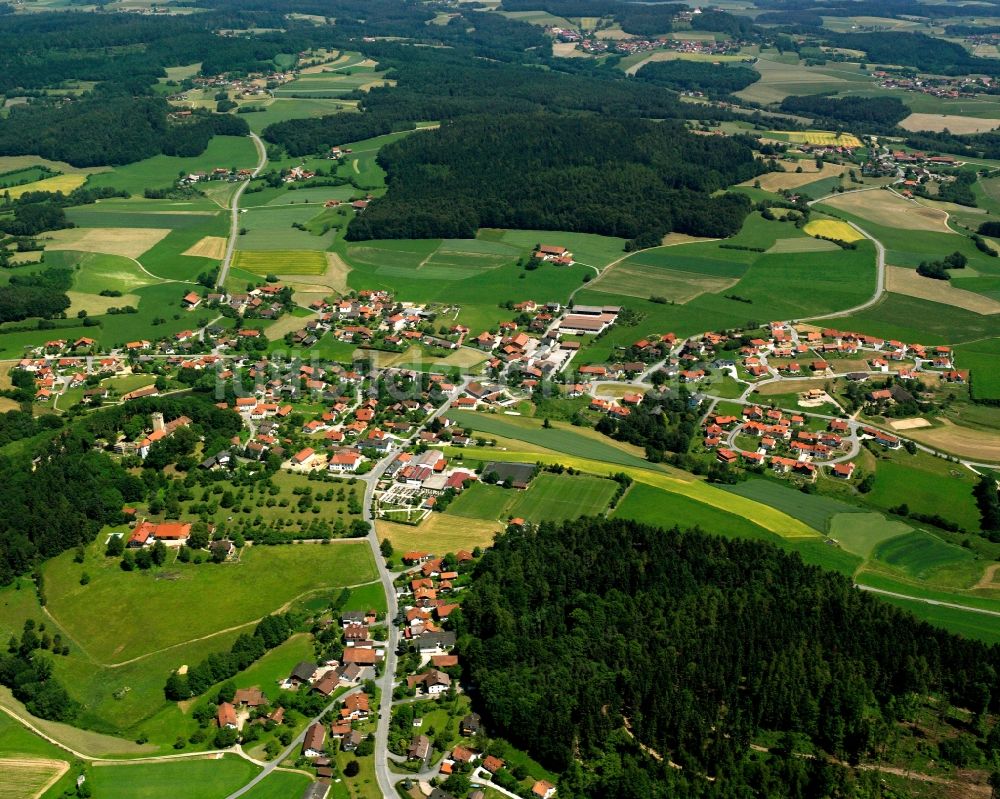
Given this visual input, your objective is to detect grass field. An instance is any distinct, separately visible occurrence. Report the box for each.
[238,771,313,799]
[866,453,982,532]
[906,419,1000,463]
[43,542,376,664]
[233,250,328,275]
[955,338,1000,401]
[885,266,1000,315]
[446,442,818,539]
[866,592,1000,644]
[828,293,1000,345]
[237,205,339,252]
[87,756,260,799]
[5,173,87,199]
[87,137,258,196]
[803,219,864,242]
[827,512,913,558]
[873,530,978,583]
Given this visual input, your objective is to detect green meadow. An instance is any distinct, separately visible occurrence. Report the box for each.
[866,453,982,533]
[446,472,618,524]
[828,294,1000,344]
[955,337,1000,400]
[86,136,259,196]
[613,482,778,542]
[86,756,260,799]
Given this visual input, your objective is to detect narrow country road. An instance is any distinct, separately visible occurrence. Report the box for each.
[803,189,887,322]
[855,585,1000,617]
[217,133,268,289]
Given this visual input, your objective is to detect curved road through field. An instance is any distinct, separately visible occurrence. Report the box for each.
[803,188,887,322]
[216,133,268,289]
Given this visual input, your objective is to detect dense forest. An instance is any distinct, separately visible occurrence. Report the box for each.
[261,44,794,158]
[0,97,248,168]
[635,60,761,95]
[0,268,72,323]
[905,129,1000,161]
[825,32,1000,76]
[344,114,761,245]
[457,518,1000,798]
[778,95,910,131]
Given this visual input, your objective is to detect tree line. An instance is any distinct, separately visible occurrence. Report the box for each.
[165,614,294,700]
[456,517,1000,797]
[344,113,760,246]
[0,96,248,168]
[778,94,910,132]
[636,60,760,96]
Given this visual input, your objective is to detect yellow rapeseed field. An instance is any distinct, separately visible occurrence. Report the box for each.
[6,174,87,199]
[803,219,864,242]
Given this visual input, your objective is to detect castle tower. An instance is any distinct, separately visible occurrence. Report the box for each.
[151,412,165,434]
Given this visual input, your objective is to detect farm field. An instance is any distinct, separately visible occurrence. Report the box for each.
[828,294,1000,345]
[723,479,867,535]
[744,161,846,192]
[0,756,67,799]
[87,756,260,799]
[444,438,818,538]
[820,190,953,234]
[780,131,862,148]
[233,249,328,275]
[612,482,779,542]
[377,514,500,555]
[237,205,338,252]
[6,173,86,199]
[588,260,736,302]
[447,472,617,524]
[899,112,1000,134]
[906,418,1000,462]
[885,265,1000,315]
[735,53,871,105]
[86,136,259,196]
[803,219,863,243]
[182,235,228,259]
[44,226,170,259]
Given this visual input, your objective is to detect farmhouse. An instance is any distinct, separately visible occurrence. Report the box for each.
[303,722,326,758]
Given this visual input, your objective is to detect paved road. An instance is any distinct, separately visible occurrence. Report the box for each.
[801,217,885,322]
[224,688,359,799]
[217,133,268,289]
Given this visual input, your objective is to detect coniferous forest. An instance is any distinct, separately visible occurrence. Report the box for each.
[345,114,761,244]
[457,518,1000,798]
